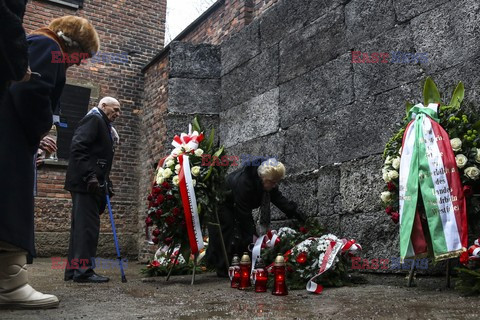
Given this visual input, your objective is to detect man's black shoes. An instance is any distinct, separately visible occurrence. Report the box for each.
[73,273,110,283]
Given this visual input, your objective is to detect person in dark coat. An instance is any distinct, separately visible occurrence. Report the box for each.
[0,14,99,308]
[0,0,29,98]
[64,97,121,283]
[207,158,306,276]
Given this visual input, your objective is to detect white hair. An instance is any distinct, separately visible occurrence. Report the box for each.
[257,158,285,181]
[98,96,119,108]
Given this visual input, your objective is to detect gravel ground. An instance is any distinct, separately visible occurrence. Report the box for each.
[0,258,478,320]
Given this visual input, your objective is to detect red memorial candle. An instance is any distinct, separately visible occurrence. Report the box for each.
[238,252,251,290]
[253,257,268,293]
[230,254,241,288]
[272,253,288,296]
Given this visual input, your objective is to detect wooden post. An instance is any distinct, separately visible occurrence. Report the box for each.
[191,252,198,285]
[407,258,416,287]
[446,259,451,288]
[166,246,180,282]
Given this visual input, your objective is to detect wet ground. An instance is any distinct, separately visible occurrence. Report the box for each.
[0,258,478,320]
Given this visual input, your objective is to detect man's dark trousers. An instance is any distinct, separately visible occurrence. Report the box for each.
[64,192,105,280]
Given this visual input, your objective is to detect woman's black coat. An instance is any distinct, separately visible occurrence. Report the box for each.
[0,32,66,257]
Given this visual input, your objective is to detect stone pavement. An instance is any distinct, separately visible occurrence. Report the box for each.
[0,258,478,320]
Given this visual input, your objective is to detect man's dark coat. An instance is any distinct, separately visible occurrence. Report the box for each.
[64,108,114,194]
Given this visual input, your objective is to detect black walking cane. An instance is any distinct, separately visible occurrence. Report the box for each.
[105,183,127,282]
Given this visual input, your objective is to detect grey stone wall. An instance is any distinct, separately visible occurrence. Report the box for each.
[163,0,480,268]
[215,0,480,264]
[166,42,221,149]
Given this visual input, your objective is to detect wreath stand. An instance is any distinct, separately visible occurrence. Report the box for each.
[165,207,229,285]
[407,258,452,288]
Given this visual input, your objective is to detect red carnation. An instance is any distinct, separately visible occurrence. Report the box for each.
[150,260,160,268]
[156,194,165,205]
[165,216,175,225]
[275,237,281,245]
[299,226,308,234]
[286,266,294,273]
[387,181,396,191]
[152,186,161,195]
[164,237,173,245]
[145,216,153,226]
[385,206,393,215]
[155,209,163,219]
[166,194,174,201]
[172,207,181,216]
[162,181,171,190]
[391,212,400,224]
[296,252,307,264]
[152,228,160,237]
[151,236,159,244]
[147,195,153,201]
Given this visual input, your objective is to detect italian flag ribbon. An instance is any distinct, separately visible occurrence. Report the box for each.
[399,103,468,262]
[178,155,204,254]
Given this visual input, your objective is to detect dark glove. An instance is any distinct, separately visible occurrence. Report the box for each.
[87,176,101,194]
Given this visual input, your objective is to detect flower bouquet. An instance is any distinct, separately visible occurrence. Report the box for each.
[258,221,362,293]
[141,241,208,277]
[143,117,230,276]
[381,77,480,224]
[381,77,480,264]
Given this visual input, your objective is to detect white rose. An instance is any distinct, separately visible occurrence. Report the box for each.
[156,176,164,185]
[388,170,399,180]
[172,148,183,156]
[465,166,480,180]
[192,179,196,187]
[163,168,173,179]
[455,154,468,169]
[475,148,480,163]
[175,164,181,174]
[398,147,402,155]
[191,166,201,177]
[194,148,204,157]
[383,171,391,182]
[380,191,393,203]
[156,168,164,182]
[384,155,393,165]
[184,146,192,153]
[450,138,462,152]
[172,175,180,185]
[166,159,175,167]
[392,157,401,170]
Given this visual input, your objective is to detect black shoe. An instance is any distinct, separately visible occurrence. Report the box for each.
[73,273,109,283]
[64,275,73,281]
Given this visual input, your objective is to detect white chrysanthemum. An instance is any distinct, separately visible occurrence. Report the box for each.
[277,227,298,237]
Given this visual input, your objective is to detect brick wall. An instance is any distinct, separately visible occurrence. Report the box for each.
[177,0,277,45]
[24,0,167,258]
[137,54,170,260]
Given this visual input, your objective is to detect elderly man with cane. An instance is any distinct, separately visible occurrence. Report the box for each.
[64,97,121,283]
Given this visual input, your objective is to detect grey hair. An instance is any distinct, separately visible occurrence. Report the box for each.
[257,158,285,181]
